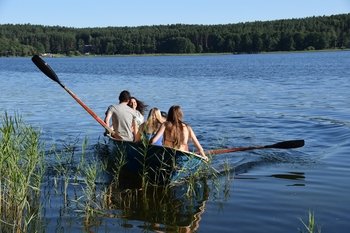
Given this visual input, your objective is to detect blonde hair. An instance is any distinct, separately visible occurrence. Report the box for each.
[143,108,164,134]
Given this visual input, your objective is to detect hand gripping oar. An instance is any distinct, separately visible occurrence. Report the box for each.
[204,139,305,155]
[31,55,115,136]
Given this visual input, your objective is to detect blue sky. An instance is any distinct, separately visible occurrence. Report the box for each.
[0,0,349,28]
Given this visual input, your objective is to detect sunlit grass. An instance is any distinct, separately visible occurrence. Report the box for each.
[0,112,236,232]
[0,112,45,233]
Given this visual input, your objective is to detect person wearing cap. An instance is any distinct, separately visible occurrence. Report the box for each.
[104,90,138,141]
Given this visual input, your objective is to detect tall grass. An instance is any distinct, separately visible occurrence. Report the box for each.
[0,112,236,232]
[300,210,321,233]
[0,113,45,233]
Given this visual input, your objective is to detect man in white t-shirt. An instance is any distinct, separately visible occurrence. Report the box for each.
[104,90,137,141]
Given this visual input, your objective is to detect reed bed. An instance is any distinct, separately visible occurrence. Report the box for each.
[0,112,235,232]
[0,113,45,233]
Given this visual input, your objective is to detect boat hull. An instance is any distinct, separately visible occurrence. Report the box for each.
[105,138,204,185]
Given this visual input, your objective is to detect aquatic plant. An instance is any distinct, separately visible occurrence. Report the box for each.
[299,210,321,233]
[0,113,45,233]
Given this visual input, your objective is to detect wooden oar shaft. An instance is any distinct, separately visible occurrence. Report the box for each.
[205,146,263,155]
[204,140,304,155]
[63,87,114,135]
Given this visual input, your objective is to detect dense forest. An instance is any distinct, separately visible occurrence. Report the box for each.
[0,13,349,56]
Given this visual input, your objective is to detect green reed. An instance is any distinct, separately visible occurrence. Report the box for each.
[65,136,234,231]
[138,137,153,192]
[51,142,76,204]
[109,142,127,186]
[1,112,234,232]
[42,133,233,231]
[0,113,45,233]
[82,162,98,224]
[52,135,80,197]
[299,210,321,233]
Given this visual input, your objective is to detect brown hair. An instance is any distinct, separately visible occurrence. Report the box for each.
[119,90,131,102]
[165,105,187,149]
[128,96,148,115]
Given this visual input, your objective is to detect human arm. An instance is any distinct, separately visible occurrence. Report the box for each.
[104,109,112,128]
[150,123,165,144]
[132,117,138,141]
[134,123,144,142]
[188,126,208,161]
[104,107,122,140]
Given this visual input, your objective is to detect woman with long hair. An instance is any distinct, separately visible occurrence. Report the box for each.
[128,96,147,127]
[151,105,208,160]
[135,107,165,145]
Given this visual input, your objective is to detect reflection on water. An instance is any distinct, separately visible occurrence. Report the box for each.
[269,172,306,186]
[39,141,217,233]
[269,172,305,180]
[99,181,209,232]
[47,178,210,232]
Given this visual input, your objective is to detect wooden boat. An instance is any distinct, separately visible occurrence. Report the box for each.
[31,55,305,186]
[104,136,206,185]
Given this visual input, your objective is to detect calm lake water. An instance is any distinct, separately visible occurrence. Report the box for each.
[1,51,350,232]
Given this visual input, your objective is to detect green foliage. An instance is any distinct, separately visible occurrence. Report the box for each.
[0,14,349,56]
[158,36,196,53]
[0,113,45,233]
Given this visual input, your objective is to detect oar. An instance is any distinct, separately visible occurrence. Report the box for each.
[31,55,116,137]
[204,139,305,155]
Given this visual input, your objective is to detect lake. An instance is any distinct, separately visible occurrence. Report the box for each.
[1,51,350,232]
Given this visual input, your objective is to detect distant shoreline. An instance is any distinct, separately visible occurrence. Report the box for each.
[2,14,349,57]
[29,48,350,58]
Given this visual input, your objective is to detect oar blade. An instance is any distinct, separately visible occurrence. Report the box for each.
[264,140,305,149]
[32,55,62,85]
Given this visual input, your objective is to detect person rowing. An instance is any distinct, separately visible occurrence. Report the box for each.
[104,90,138,141]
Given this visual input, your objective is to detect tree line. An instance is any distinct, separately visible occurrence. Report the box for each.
[0,13,349,56]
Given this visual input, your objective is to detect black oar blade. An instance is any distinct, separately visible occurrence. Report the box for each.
[32,55,62,86]
[264,140,305,149]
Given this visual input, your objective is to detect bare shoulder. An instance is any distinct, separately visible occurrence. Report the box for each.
[183,123,193,136]
[184,123,192,131]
